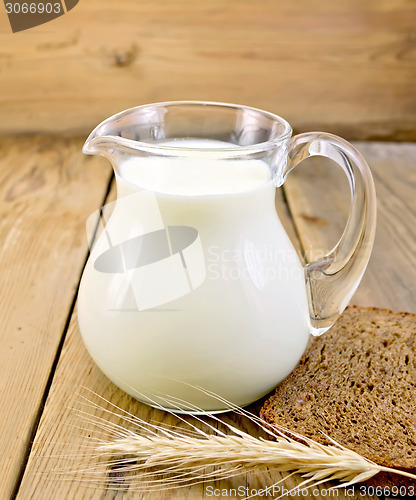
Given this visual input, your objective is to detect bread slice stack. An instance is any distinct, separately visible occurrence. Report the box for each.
[260,306,416,488]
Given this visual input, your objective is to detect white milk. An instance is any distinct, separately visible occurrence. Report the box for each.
[78,139,310,412]
[119,139,271,196]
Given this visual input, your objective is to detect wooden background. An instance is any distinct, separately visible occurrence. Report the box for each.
[0,0,415,139]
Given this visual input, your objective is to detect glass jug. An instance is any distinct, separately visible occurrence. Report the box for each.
[78,101,376,413]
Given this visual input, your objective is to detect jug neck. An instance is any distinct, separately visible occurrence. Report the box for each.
[82,102,292,187]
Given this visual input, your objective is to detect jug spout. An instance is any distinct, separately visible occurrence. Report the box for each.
[83,104,171,159]
[82,117,129,158]
[83,134,115,157]
[82,121,143,172]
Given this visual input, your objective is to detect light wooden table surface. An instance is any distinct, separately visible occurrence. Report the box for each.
[1,0,415,141]
[1,137,415,500]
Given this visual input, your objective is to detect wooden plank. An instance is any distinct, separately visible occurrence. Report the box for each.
[0,0,415,140]
[16,164,378,500]
[16,317,208,499]
[0,136,112,499]
[283,142,416,312]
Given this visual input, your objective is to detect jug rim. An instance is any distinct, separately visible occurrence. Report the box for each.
[83,101,293,157]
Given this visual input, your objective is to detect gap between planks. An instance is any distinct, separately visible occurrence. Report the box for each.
[12,173,115,499]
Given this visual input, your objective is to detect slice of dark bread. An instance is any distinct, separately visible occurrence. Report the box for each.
[260,306,416,490]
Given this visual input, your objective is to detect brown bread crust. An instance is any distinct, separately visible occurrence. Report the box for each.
[260,306,416,491]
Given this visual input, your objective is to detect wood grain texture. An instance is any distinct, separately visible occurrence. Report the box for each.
[0,0,415,140]
[16,318,209,499]
[283,142,416,312]
[0,136,111,500]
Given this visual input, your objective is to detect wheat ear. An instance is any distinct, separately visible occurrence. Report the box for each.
[69,387,416,498]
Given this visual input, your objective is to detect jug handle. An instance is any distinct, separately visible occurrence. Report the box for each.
[284,132,377,335]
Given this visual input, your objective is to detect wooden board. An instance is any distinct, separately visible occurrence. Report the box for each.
[0,0,415,140]
[0,136,112,499]
[283,142,416,312]
[15,142,416,500]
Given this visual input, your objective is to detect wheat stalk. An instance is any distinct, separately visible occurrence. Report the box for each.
[71,388,416,499]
